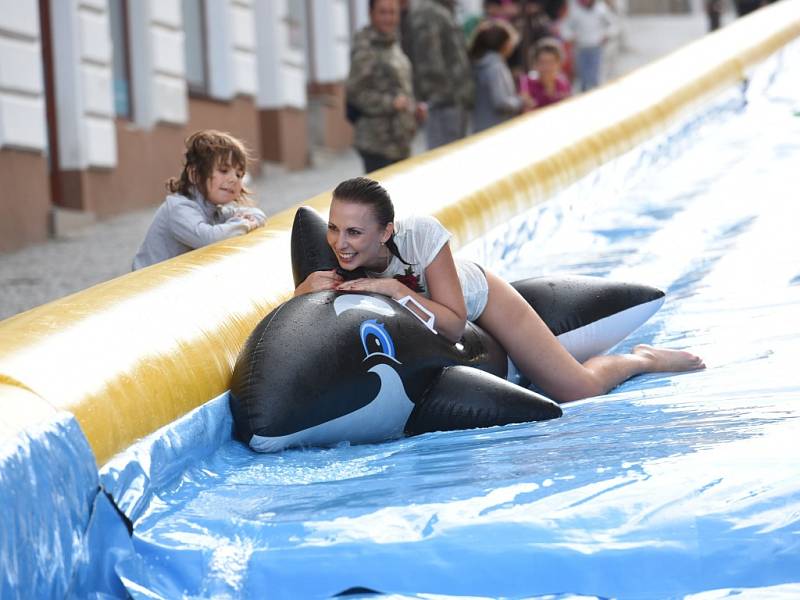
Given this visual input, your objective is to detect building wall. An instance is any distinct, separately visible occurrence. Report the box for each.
[255,0,310,169]
[128,0,188,129]
[53,0,262,216]
[0,0,50,251]
[628,0,690,13]
[50,0,117,173]
[0,149,50,252]
[306,0,352,151]
[0,0,364,251]
[57,96,260,217]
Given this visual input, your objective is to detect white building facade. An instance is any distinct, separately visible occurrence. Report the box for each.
[0,0,370,252]
[0,0,50,250]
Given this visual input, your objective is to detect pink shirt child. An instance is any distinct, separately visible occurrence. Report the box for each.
[520,73,571,110]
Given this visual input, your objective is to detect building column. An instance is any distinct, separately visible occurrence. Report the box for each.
[0,0,50,251]
[197,0,262,173]
[226,0,258,100]
[51,0,261,218]
[306,0,352,152]
[127,0,188,129]
[255,0,309,170]
[47,0,117,213]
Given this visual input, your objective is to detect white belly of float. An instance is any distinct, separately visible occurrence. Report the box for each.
[506,296,665,382]
[557,297,665,363]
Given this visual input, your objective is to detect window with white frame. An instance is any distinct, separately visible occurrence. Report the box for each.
[182,0,209,95]
[108,0,132,118]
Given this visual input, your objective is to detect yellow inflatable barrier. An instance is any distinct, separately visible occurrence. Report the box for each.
[1,1,799,466]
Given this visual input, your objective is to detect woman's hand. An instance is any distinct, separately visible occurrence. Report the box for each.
[415,101,428,123]
[393,94,411,112]
[338,243,468,344]
[242,214,264,231]
[294,270,343,296]
[335,277,404,298]
[520,92,536,112]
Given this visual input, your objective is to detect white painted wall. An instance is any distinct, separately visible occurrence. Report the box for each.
[457,0,483,23]
[254,0,307,109]
[307,0,350,83]
[128,0,188,129]
[1,0,362,162]
[205,0,235,99]
[349,0,368,32]
[49,0,117,169]
[231,0,258,96]
[204,0,258,100]
[0,0,47,152]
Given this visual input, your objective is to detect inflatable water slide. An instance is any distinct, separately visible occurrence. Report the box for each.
[2,3,799,597]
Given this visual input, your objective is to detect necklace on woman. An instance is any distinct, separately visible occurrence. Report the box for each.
[365,247,391,276]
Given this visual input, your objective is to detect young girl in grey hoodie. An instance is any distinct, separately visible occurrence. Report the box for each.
[132,130,266,270]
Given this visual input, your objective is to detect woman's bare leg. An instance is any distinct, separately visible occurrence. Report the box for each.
[476,271,705,403]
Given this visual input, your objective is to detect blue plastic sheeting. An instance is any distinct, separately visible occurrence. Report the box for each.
[99,48,800,598]
[0,411,131,599]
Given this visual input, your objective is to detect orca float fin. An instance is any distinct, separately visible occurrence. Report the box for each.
[404,366,562,436]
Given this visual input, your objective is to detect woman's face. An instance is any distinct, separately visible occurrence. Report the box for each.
[327,199,393,271]
[370,0,400,36]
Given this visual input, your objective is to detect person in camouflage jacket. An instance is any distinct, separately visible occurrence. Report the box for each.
[347,0,426,174]
[409,0,474,149]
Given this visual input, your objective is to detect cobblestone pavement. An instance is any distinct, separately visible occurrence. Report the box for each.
[0,13,712,321]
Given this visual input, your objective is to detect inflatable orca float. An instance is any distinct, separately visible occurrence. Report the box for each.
[229,207,666,453]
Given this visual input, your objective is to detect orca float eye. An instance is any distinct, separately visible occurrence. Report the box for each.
[360,319,396,360]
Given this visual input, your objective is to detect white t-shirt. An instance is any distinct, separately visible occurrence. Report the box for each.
[561,0,614,48]
[368,215,489,321]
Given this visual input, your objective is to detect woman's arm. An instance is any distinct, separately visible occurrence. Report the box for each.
[168,197,251,249]
[336,243,467,343]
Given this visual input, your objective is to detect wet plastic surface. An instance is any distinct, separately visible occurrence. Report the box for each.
[0,411,131,599]
[99,49,800,599]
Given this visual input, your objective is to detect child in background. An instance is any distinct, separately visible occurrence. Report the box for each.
[132,130,266,270]
[519,37,571,110]
[469,19,534,133]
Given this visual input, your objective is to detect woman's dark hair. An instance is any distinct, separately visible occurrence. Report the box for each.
[468,19,515,61]
[167,129,253,203]
[332,177,412,265]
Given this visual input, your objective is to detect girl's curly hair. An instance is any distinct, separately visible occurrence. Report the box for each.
[167,130,253,203]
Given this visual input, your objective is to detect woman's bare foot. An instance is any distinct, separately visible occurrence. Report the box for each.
[633,344,706,373]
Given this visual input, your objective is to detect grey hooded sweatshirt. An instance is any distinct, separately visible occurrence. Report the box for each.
[471,51,522,133]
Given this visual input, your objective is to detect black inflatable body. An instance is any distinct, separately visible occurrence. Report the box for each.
[230,207,666,452]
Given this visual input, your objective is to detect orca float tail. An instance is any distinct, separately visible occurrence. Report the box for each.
[512,276,665,363]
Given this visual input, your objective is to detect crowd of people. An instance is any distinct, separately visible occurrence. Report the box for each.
[346,0,620,172]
